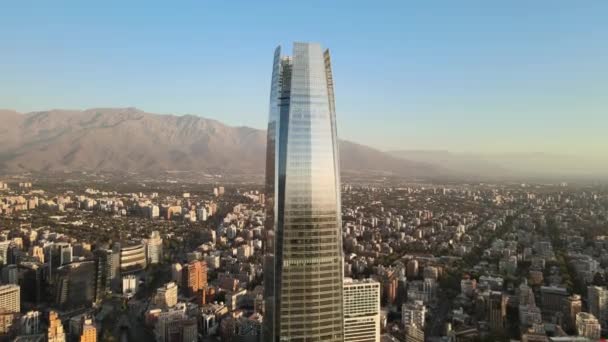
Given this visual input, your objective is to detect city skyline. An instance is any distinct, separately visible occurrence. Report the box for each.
[1,1,607,160]
[1,2,608,341]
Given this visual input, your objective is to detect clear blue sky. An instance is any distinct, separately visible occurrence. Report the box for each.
[1,1,606,158]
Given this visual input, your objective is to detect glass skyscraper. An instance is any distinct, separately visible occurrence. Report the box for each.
[263,42,344,341]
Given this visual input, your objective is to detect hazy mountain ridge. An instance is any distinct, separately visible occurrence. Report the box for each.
[389,150,608,180]
[0,108,438,177]
[2,108,603,180]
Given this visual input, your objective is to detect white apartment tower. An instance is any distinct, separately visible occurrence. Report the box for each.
[343,278,381,342]
[0,284,20,313]
[402,300,427,329]
[146,231,163,265]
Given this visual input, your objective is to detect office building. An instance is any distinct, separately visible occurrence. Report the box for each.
[58,243,72,266]
[17,261,43,304]
[488,291,507,331]
[0,284,20,313]
[343,278,380,342]
[540,286,568,315]
[119,242,147,274]
[54,261,96,309]
[263,42,344,341]
[587,285,608,327]
[146,231,163,265]
[562,294,582,333]
[94,249,113,299]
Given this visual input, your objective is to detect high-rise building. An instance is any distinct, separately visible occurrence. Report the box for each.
[343,278,380,342]
[587,285,608,327]
[0,241,11,265]
[0,284,20,313]
[54,260,97,310]
[263,42,344,341]
[540,285,568,315]
[379,268,398,305]
[488,291,507,331]
[47,311,66,342]
[119,242,147,274]
[17,261,43,304]
[146,231,163,265]
[110,244,121,292]
[59,243,73,266]
[519,282,541,327]
[94,249,112,300]
[562,294,582,333]
[183,260,207,298]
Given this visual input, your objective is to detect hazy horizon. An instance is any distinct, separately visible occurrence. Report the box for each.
[1,1,607,163]
[1,107,606,180]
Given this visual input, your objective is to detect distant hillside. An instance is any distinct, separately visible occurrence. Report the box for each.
[0,108,439,177]
[389,150,608,180]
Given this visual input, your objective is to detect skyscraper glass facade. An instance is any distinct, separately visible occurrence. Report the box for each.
[263,42,344,341]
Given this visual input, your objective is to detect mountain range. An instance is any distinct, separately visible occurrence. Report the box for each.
[0,108,438,178]
[1,108,604,181]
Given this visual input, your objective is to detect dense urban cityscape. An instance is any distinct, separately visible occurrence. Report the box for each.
[0,175,607,341]
[2,3,607,341]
